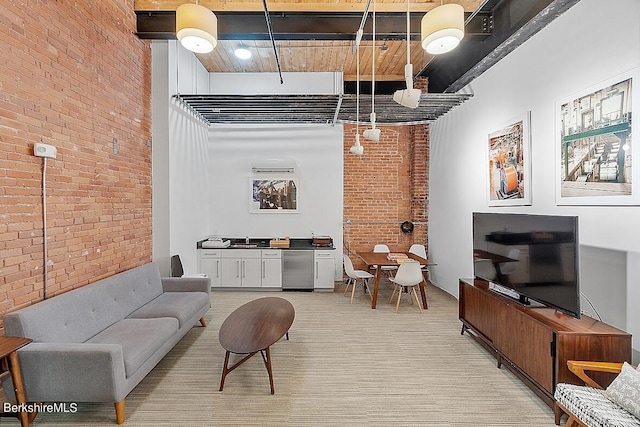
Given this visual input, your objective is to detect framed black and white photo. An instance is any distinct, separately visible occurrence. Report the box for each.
[250,177,299,212]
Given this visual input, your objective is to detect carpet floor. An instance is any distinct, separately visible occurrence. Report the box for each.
[1,282,559,426]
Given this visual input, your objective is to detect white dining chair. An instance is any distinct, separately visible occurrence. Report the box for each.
[408,243,430,281]
[343,254,374,304]
[388,260,424,313]
[372,243,398,276]
[408,244,427,260]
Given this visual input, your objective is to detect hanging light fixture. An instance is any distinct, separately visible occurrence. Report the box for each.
[393,0,421,108]
[363,0,381,142]
[176,2,218,54]
[421,3,464,55]
[350,30,364,156]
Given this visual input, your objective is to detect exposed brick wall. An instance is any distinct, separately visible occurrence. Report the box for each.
[0,1,152,331]
[343,123,429,271]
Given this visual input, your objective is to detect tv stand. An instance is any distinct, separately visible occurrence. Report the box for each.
[459,278,631,408]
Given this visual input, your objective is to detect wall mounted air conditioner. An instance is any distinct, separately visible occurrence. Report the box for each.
[251,159,296,173]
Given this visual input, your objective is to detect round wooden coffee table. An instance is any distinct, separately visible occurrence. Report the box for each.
[218,297,295,394]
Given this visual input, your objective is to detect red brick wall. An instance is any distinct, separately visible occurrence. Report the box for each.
[0,1,152,331]
[343,123,429,270]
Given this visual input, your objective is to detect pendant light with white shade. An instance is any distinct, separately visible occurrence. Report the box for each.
[350,30,364,156]
[421,3,464,55]
[176,1,218,54]
[363,0,381,143]
[393,0,422,109]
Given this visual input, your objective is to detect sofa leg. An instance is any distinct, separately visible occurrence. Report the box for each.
[115,400,125,424]
[199,316,207,327]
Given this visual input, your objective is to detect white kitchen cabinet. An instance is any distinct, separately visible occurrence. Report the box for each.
[221,249,262,287]
[261,249,282,288]
[198,249,222,287]
[314,250,335,291]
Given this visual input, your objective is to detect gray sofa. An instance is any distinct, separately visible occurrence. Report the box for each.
[1,262,210,424]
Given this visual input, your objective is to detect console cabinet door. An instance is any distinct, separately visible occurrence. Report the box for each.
[459,281,499,342]
[495,309,554,393]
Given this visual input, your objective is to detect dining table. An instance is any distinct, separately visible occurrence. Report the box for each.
[357,251,429,310]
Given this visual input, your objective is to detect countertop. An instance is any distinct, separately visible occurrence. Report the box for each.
[197,237,335,250]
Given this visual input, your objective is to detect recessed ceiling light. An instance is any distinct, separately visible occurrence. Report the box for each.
[234,47,252,59]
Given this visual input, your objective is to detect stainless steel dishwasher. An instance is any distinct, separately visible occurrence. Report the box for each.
[282,250,314,290]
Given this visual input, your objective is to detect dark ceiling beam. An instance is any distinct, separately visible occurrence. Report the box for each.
[135,11,491,41]
[423,0,581,93]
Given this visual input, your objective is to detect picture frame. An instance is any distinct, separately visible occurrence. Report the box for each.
[250,176,299,213]
[556,68,638,205]
[487,112,532,206]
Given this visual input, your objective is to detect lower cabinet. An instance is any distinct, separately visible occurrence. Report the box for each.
[261,249,282,288]
[221,249,262,288]
[314,250,335,290]
[198,248,332,289]
[197,249,222,287]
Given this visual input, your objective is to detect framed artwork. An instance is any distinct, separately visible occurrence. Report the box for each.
[487,112,532,206]
[250,177,299,212]
[556,68,638,205]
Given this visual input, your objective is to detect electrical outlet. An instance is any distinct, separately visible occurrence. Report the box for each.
[34,143,57,159]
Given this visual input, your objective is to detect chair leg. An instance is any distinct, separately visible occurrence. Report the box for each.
[395,288,402,313]
[350,279,357,304]
[389,284,398,303]
[412,287,423,313]
[344,278,351,295]
[364,280,373,301]
[564,416,578,427]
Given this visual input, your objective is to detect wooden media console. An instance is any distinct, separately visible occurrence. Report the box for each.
[459,278,631,407]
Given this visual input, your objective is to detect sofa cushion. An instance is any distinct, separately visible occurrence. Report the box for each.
[3,263,165,343]
[127,292,209,328]
[86,317,178,377]
[606,362,640,419]
[555,383,640,427]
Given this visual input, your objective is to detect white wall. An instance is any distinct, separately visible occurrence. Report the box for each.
[152,52,345,279]
[152,41,212,276]
[428,0,640,358]
[208,125,344,257]
[205,72,345,280]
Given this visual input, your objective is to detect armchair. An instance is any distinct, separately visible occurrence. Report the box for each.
[554,360,640,427]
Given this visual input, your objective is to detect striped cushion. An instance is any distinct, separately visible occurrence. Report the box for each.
[555,383,640,427]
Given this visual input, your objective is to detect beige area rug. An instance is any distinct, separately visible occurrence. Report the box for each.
[1,283,557,426]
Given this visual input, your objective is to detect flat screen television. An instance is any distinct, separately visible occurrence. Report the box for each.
[472,212,580,318]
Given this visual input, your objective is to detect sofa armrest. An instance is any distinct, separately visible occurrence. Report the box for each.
[161,276,211,294]
[567,360,624,389]
[5,342,126,402]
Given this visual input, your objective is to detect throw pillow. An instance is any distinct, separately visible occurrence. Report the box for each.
[605,361,640,419]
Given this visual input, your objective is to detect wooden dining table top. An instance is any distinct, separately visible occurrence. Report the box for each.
[357,251,428,266]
